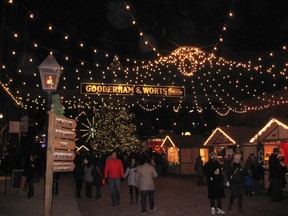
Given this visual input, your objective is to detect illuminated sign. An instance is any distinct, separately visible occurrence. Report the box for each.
[168,147,179,163]
[80,83,185,97]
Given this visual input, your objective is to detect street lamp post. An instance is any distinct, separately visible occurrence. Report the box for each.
[38,54,62,216]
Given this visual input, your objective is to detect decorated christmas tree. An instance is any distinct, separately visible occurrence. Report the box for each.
[90,105,142,157]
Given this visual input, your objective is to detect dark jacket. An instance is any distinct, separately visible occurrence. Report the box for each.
[91,161,104,185]
[204,159,225,199]
[195,157,204,176]
[251,162,264,180]
[229,163,244,184]
[73,157,84,180]
[269,153,281,179]
[23,160,35,182]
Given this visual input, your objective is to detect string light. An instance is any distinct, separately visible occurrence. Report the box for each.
[2,1,287,117]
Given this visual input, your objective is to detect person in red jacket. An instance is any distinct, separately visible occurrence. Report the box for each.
[104,151,124,206]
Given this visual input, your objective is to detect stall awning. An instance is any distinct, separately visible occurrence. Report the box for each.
[249,117,288,143]
[204,126,260,146]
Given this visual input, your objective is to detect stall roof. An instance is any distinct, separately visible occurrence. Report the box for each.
[204,126,260,146]
[249,117,288,143]
[160,134,205,149]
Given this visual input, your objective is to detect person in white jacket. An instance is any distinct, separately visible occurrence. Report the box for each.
[136,156,158,215]
[124,158,139,204]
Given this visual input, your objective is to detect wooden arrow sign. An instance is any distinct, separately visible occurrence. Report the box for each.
[53,161,75,172]
[53,139,76,150]
[53,150,75,161]
[54,116,77,129]
[54,128,76,140]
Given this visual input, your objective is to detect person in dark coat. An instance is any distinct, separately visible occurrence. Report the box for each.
[268,147,282,202]
[243,153,255,196]
[33,154,42,183]
[23,154,35,198]
[204,152,226,215]
[250,158,264,195]
[279,156,287,188]
[73,154,84,198]
[195,155,205,186]
[228,154,245,213]
[92,158,104,199]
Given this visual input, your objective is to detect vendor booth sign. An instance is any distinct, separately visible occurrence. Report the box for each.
[168,147,179,163]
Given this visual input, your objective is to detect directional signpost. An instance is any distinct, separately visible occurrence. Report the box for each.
[44,108,77,216]
[53,116,76,172]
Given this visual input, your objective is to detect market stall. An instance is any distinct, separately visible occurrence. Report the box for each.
[249,117,288,190]
[160,133,207,175]
[147,131,175,154]
[203,126,260,162]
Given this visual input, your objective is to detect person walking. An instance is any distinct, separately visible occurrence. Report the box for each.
[268,147,283,202]
[244,153,255,196]
[204,152,226,215]
[84,158,94,198]
[91,158,104,199]
[195,155,205,186]
[124,157,139,204]
[136,156,158,215]
[250,158,264,195]
[73,154,84,198]
[228,154,245,213]
[23,154,35,198]
[104,151,124,206]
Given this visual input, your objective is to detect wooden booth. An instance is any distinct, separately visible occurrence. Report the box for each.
[204,126,260,162]
[147,131,175,154]
[160,133,207,175]
[249,117,288,190]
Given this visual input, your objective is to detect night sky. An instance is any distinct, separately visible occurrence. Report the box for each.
[1,0,288,137]
[18,0,288,55]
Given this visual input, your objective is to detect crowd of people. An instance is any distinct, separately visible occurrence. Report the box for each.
[2,147,286,215]
[198,147,287,215]
[73,150,159,215]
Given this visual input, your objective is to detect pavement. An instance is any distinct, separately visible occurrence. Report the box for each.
[0,172,81,216]
[1,172,288,216]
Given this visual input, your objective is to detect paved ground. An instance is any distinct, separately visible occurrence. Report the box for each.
[76,175,288,216]
[0,173,287,216]
[0,173,81,216]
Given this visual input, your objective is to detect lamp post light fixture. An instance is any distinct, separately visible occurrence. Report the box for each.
[38,54,62,92]
[0,113,3,119]
[39,54,62,216]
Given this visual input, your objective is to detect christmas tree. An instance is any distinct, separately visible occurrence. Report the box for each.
[90,105,142,157]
